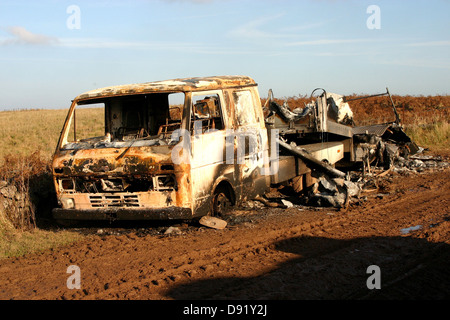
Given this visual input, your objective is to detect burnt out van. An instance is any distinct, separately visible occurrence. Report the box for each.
[52,75,418,224]
[52,76,273,222]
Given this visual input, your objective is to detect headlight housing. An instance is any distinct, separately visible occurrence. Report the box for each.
[60,197,75,209]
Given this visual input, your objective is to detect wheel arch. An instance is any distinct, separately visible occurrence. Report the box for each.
[211,177,236,205]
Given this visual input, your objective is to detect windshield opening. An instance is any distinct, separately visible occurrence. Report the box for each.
[62,92,185,150]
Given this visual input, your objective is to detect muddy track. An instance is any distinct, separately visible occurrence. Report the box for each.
[0,168,449,301]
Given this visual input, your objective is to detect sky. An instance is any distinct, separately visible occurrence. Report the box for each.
[0,0,449,109]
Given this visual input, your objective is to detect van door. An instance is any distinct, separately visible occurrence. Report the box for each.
[189,90,230,215]
[231,89,268,201]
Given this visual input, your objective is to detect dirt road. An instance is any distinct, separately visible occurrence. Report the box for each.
[0,168,449,301]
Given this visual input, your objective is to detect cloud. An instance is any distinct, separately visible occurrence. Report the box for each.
[228,14,335,47]
[279,20,330,33]
[286,38,373,46]
[378,58,450,70]
[405,40,450,47]
[228,13,298,40]
[161,0,213,3]
[1,26,58,45]
[57,38,200,50]
[55,37,264,55]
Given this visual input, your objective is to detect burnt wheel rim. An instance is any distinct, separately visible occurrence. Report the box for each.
[213,192,230,217]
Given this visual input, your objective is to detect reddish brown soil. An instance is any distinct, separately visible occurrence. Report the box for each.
[0,169,449,301]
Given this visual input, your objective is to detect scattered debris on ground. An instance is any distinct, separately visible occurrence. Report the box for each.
[198,216,227,230]
[239,149,449,213]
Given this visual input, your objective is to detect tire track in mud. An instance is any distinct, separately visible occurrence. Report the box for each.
[73,220,353,300]
[0,169,449,300]
[161,169,450,300]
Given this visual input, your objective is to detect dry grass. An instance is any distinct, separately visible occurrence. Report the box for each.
[0,226,82,259]
[0,107,103,259]
[0,150,84,260]
[0,109,67,162]
[404,119,450,152]
[0,151,49,229]
[0,107,104,162]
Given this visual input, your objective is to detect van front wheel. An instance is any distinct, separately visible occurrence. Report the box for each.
[211,187,232,217]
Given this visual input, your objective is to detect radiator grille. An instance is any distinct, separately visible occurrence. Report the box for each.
[89,194,140,208]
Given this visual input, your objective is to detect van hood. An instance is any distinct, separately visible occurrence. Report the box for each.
[53,145,175,177]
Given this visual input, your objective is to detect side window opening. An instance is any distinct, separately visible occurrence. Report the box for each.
[233,90,258,126]
[191,93,224,134]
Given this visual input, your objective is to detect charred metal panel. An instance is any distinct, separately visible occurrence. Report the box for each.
[53,207,192,221]
[326,121,353,138]
[271,142,345,184]
[58,190,177,209]
[231,87,271,201]
[352,123,391,136]
[75,76,257,102]
[271,156,297,184]
[54,146,173,176]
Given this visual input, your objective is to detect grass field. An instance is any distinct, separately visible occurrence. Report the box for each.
[0,94,449,259]
[0,107,104,162]
[0,223,83,259]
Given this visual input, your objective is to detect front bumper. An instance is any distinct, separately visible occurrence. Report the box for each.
[52,207,193,221]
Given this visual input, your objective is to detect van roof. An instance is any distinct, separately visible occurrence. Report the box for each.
[75,75,256,101]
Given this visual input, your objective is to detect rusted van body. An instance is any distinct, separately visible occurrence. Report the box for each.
[52,76,271,221]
